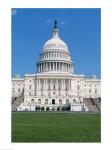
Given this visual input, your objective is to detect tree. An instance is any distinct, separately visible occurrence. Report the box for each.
[46,107,49,111]
[62,106,66,111]
[35,106,41,111]
[41,106,44,111]
[66,104,71,111]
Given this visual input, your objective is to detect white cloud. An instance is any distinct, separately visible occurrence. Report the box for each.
[11,9,17,16]
[60,21,66,25]
[46,19,51,24]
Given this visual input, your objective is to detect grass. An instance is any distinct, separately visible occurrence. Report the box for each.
[12,112,101,142]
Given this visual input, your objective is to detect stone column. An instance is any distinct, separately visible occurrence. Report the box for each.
[45,63,47,71]
[67,63,69,71]
[47,62,49,71]
[43,78,44,90]
[53,62,54,70]
[54,62,56,70]
[70,79,71,89]
[64,63,65,71]
[69,64,70,72]
[62,79,64,90]
[42,63,43,71]
[50,62,51,70]
[62,63,63,71]
[44,63,46,71]
[57,62,59,70]
[70,65,71,73]
[43,63,45,71]
[38,78,40,90]
[63,78,65,90]
[41,63,42,72]
[68,79,70,90]
[58,62,59,70]
[40,64,41,72]
[65,63,66,71]
[46,62,48,71]
[56,62,57,70]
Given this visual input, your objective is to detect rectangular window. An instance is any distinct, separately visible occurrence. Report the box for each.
[95,89,97,93]
[29,85,31,90]
[77,85,80,90]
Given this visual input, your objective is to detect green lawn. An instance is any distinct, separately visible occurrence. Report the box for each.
[12,112,101,142]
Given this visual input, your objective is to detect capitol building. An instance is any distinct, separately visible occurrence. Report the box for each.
[11,20,101,112]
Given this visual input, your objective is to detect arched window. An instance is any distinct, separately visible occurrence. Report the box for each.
[73,99,76,104]
[45,99,48,104]
[66,99,69,104]
[52,99,55,104]
[38,99,41,104]
[31,99,34,104]
[59,99,62,105]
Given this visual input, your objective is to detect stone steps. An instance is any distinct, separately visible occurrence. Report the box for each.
[83,98,100,112]
[11,97,24,111]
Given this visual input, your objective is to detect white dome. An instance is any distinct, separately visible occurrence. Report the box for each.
[43,37,69,53]
[37,20,74,74]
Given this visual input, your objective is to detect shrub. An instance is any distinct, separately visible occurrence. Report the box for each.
[46,107,49,111]
[66,105,70,111]
[57,107,60,111]
[65,103,71,111]
[41,106,44,111]
[35,106,41,111]
[62,106,66,111]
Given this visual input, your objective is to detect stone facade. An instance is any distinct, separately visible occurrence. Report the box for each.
[11,20,101,111]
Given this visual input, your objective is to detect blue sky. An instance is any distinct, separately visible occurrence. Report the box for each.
[12,8,101,78]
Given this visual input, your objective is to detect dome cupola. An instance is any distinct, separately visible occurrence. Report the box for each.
[43,20,69,53]
[37,20,74,74]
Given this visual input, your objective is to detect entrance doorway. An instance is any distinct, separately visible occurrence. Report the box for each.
[52,99,55,105]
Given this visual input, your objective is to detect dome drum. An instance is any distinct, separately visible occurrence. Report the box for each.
[39,51,72,62]
[37,61,74,73]
[37,20,74,74]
